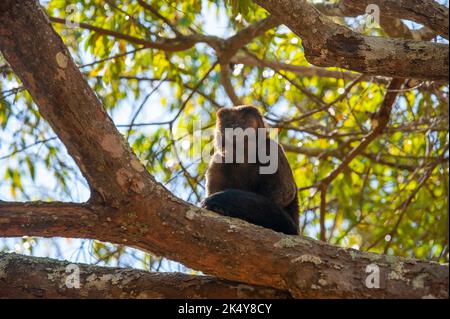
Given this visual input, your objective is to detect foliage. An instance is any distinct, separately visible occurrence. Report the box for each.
[0,0,448,267]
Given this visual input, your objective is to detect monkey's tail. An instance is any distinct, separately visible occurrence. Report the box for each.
[201,189,298,235]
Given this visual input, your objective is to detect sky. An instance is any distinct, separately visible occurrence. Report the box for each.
[0,0,235,272]
[0,0,449,270]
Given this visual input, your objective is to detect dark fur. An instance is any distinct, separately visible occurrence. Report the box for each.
[202,105,299,235]
[202,189,298,235]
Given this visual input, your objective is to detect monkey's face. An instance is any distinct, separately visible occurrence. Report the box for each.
[215,105,268,157]
[216,105,266,134]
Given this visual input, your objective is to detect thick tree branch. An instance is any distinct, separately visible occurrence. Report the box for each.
[314,1,439,41]
[0,201,100,239]
[0,253,289,299]
[0,0,447,299]
[252,0,449,81]
[1,201,448,298]
[1,4,160,205]
[314,2,437,41]
[314,0,449,40]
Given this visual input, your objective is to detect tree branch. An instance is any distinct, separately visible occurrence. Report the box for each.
[220,64,243,105]
[1,198,448,298]
[314,1,438,41]
[219,16,280,64]
[314,0,449,40]
[322,78,405,185]
[252,0,449,81]
[0,253,289,299]
[49,17,222,52]
[0,0,447,299]
[1,4,160,204]
[137,0,183,37]
[384,143,450,253]
[231,54,389,83]
[0,201,100,239]
[314,78,404,241]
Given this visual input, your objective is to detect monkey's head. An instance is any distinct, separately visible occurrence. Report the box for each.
[216,105,267,133]
[215,105,268,154]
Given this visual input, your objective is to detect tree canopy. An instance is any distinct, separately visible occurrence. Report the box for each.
[0,0,448,295]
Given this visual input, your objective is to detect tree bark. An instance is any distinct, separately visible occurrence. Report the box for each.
[315,0,449,40]
[252,0,449,81]
[0,0,448,299]
[1,201,448,299]
[0,253,289,299]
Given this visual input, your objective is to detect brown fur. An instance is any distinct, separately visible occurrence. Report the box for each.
[205,105,299,232]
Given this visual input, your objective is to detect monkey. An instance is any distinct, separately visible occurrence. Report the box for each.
[201,105,299,235]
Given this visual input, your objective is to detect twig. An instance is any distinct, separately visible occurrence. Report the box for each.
[137,0,183,37]
[314,78,405,240]
[0,137,58,160]
[383,143,450,253]
[126,77,166,139]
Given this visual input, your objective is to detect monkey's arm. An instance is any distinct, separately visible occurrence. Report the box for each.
[205,153,232,196]
[258,142,297,207]
[201,189,298,235]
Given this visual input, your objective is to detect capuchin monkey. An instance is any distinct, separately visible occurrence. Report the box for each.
[201,105,299,235]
